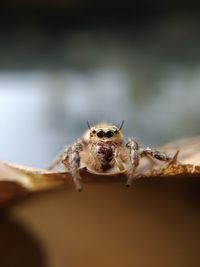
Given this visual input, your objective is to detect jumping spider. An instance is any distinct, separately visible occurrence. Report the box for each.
[48,121,171,191]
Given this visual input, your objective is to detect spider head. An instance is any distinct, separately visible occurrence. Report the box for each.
[84,121,124,144]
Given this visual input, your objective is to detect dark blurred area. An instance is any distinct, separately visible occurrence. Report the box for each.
[0,2,200,267]
[1,2,200,69]
[0,214,47,267]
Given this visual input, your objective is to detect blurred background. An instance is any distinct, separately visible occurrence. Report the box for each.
[0,2,200,267]
[0,1,200,168]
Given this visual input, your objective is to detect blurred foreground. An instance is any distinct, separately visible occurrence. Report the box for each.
[0,179,199,267]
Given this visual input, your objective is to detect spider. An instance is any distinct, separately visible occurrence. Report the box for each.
[48,121,172,191]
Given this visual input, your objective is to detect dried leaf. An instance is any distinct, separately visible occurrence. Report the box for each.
[0,162,68,208]
[0,136,199,208]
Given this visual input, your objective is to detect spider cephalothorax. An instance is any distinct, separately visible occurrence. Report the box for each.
[84,121,124,144]
[49,121,171,191]
[83,121,124,172]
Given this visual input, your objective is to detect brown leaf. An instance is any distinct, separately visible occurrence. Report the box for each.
[0,161,68,208]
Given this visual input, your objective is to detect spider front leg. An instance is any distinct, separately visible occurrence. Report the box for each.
[140,147,171,162]
[62,139,84,192]
[125,139,172,186]
[125,138,140,186]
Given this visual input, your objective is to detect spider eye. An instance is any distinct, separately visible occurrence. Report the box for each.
[97,130,105,138]
[92,130,96,134]
[105,130,114,138]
